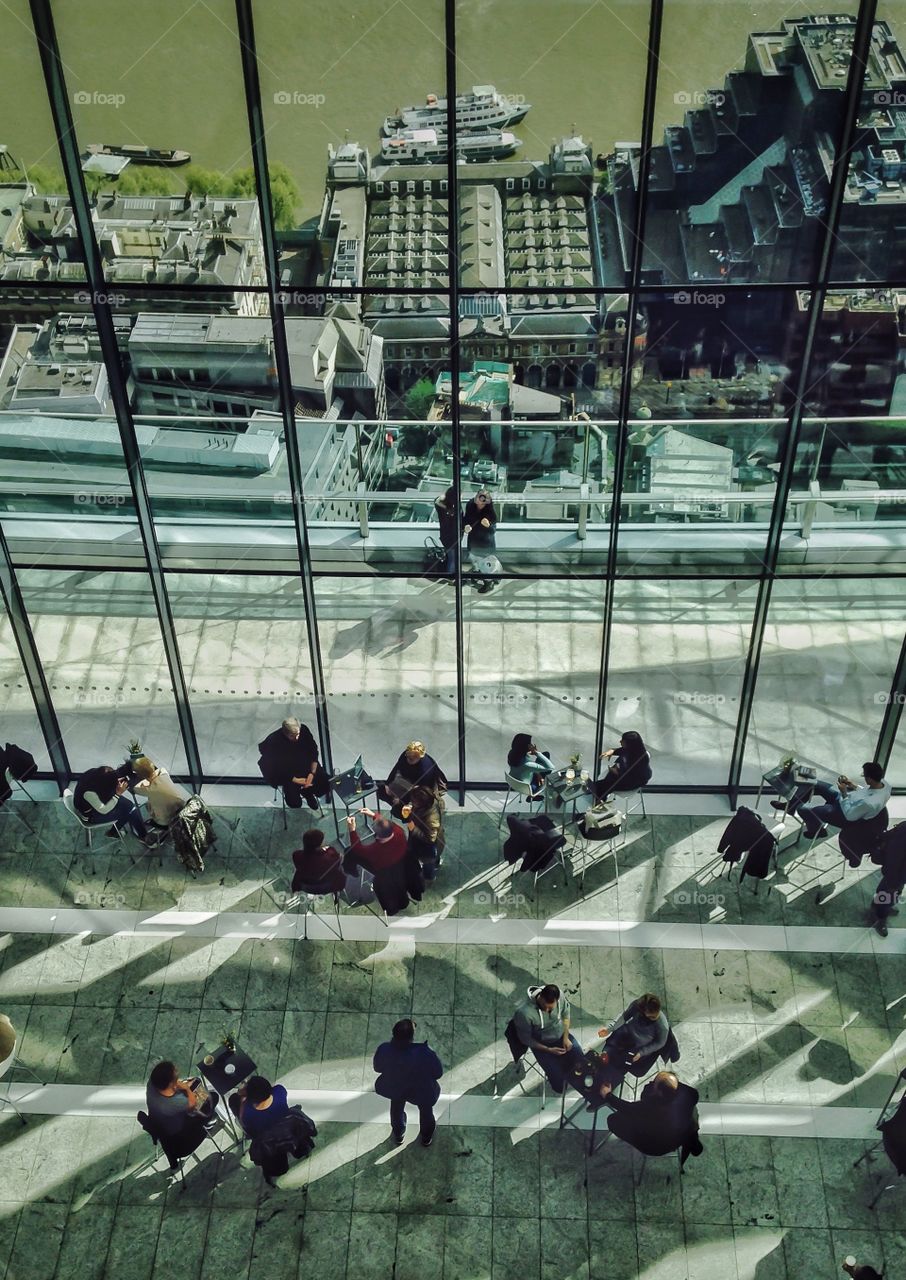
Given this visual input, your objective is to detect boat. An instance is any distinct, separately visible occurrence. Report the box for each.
[380,128,522,164]
[83,144,191,166]
[381,84,529,136]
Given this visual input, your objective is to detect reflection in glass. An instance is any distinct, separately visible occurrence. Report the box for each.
[166,573,314,780]
[609,579,756,785]
[314,575,458,785]
[16,569,188,775]
[464,579,605,781]
[744,577,904,783]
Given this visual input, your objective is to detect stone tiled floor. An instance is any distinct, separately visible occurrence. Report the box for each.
[0,800,903,1278]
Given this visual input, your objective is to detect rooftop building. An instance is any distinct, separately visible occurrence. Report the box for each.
[604,14,906,283]
[0,186,266,315]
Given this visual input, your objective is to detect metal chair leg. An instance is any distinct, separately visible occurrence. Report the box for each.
[0,1092,27,1125]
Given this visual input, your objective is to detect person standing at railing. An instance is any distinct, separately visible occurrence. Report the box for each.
[434,486,461,575]
[463,489,499,594]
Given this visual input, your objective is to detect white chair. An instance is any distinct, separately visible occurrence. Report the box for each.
[62,787,125,875]
[611,788,647,844]
[499,773,545,828]
[0,1036,44,1125]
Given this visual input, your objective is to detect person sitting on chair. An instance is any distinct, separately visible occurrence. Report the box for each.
[603,1070,702,1165]
[596,993,671,1091]
[381,741,447,807]
[257,718,331,812]
[231,1075,290,1139]
[591,731,652,805]
[132,756,189,832]
[75,764,151,843]
[507,734,554,793]
[146,1060,218,1142]
[512,983,585,1095]
[775,761,890,842]
[842,1262,884,1280]
[291,829,345,895]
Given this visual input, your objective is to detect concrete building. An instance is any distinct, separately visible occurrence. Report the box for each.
[128,303,386,423]
[603,14,906,284]
[315,135,645,397]
[0,186,266,320]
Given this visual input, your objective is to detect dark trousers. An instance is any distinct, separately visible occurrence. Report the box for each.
[530,1034,584,1094]
[283,764,330,809]
[874,879,903,921]
[796,781,847,837]
[87,794,147,838]
[389,1097,436,1141]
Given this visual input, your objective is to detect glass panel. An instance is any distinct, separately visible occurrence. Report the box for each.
[16,569,188,775]
[609,579,757,786]
[830,1,906,281]
[54,0,262,300]
[464,580,604,781]
[0,0,65,236]
[615,288,804,571]
[0,297,138,528]
[0,610,47,768]
[256,0,446,255]
[782,289,906,547]
[167,571,314,778]
[743,576,904,784]
[314,574,458,784]
[640,4,856,285]
[455,0,650,289]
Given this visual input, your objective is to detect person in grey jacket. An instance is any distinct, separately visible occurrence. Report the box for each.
[513,984,584,1094]
[597,993,670,1088]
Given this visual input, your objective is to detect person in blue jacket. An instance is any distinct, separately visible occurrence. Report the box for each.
[373,1018,444,1147]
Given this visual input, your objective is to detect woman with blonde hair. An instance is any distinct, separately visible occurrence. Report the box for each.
[132,756,190,831]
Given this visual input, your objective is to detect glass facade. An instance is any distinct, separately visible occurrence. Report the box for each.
[0,0,903,795]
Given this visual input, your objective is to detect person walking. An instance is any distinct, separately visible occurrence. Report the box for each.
[869,820,906,938]
[373,1018,444,1146]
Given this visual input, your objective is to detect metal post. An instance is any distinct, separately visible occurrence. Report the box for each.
[727,0,880,801]
[875,631,906,772]
[593,0,664,763]
[234,0,333,772]
[28,0,203,787]
[445,0,466,803]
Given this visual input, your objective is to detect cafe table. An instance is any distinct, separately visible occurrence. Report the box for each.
[197,1042,257,1142]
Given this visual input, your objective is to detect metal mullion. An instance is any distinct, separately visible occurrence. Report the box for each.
[28,0,203,787]
[593,0,664,762]
[234,0,333,771]
[0,521,69,786]
[726,0,879,801]
[446,0,466,803]
[875,631,906,771]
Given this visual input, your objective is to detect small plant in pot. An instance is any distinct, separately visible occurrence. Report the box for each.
[127,739,144,763]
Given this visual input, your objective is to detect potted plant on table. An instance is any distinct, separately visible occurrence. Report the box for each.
[127,739,144,764]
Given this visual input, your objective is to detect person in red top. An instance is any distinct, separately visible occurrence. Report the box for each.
[291,829,345,894]
[343,813,407,872]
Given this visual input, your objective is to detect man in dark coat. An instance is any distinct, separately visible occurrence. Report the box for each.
[258,718,330,810]
[604,1071,702,1165]
[373,1018,443,1146]
[870,820,906,938]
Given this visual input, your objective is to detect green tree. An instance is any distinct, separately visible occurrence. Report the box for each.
[404,377,437,421]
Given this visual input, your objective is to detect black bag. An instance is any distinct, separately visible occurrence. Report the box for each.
[5,743,37,781]
[423,536,446,576]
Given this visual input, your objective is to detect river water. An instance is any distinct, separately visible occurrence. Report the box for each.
[3,0,899,223]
